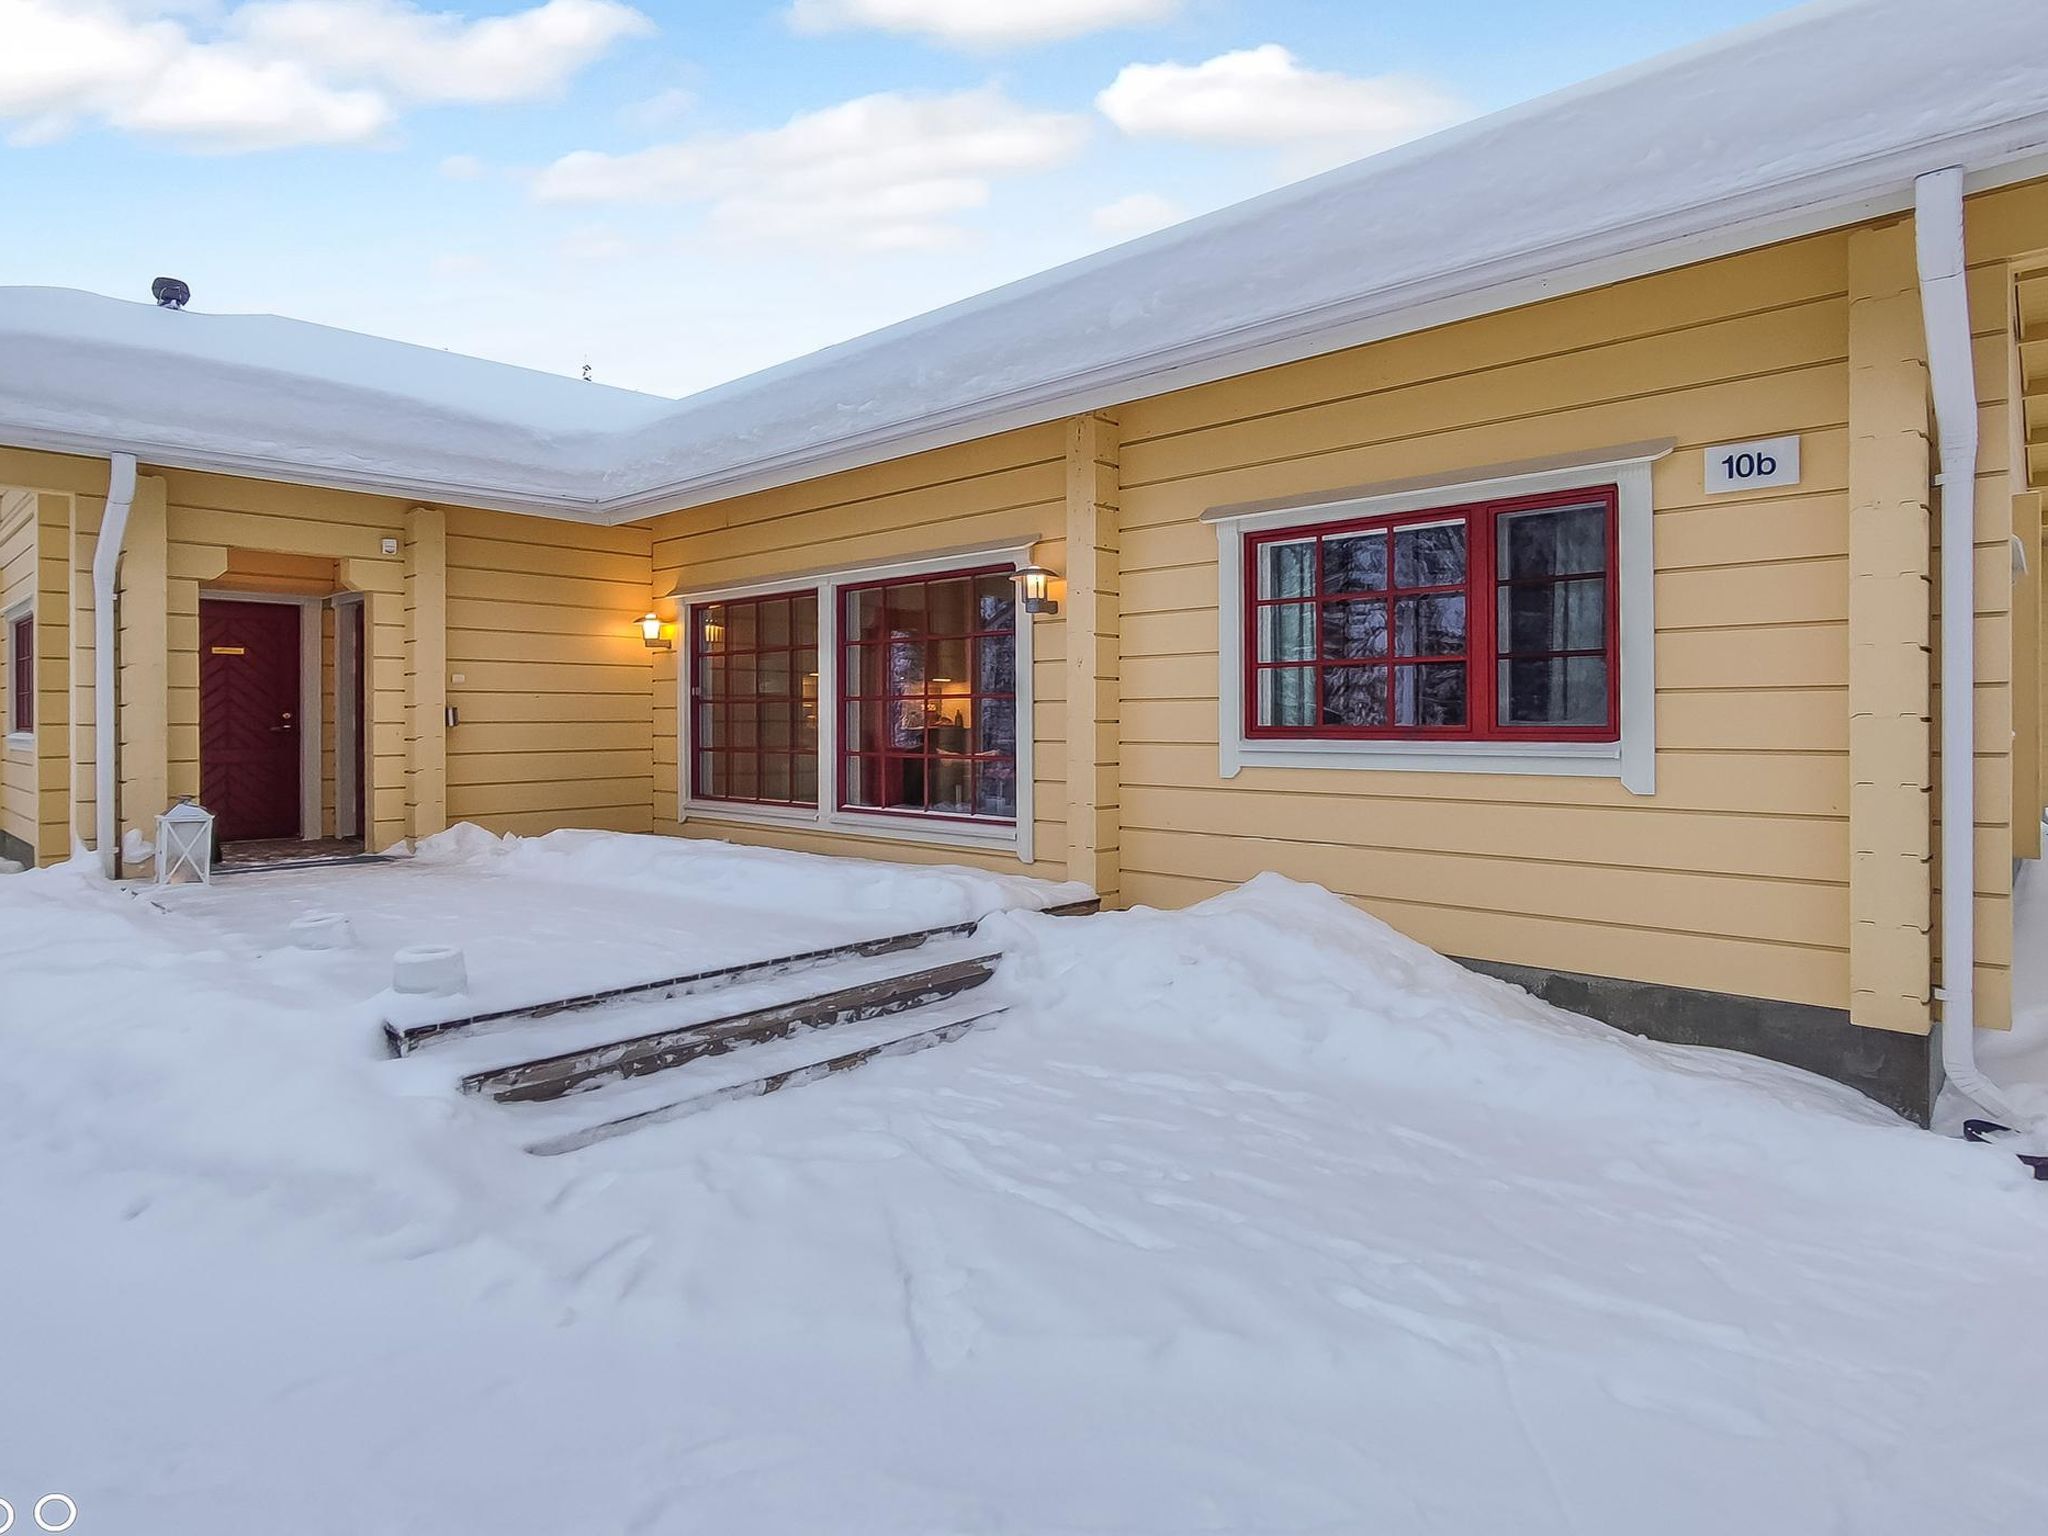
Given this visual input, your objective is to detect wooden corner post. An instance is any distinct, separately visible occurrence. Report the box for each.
[404,505,448,841]
[1846,218,1934,1034]
[1063,411,1121,904]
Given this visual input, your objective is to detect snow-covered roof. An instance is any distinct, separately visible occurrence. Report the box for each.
[3,0,2046,523]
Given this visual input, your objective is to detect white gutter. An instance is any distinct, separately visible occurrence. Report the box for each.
[1914,168,2021,1126]
[91,452,137,880]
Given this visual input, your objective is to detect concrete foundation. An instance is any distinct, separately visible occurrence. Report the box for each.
[1457,957,1943,1125]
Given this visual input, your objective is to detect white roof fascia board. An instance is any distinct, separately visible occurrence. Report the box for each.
[0,422,609,520]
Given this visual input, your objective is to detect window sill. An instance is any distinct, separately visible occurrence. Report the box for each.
[3,732,31,756]
[681,801,1030,862]
[1224,736,1649,792]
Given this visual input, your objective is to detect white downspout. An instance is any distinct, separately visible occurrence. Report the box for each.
[92,452,137,881]
[1914,168,2021,1126]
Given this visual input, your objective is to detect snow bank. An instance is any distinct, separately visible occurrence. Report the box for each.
[5,849,2048,1533]
[994,873,1900,1133]
[412,823,1092,929]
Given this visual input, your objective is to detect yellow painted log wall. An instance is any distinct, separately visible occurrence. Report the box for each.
[442,507,654,837]
[1088,182,2043,1024]
[643,424,1069,878]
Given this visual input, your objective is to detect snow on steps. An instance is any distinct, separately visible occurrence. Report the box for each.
[384,900,1098,1154]
[519,998,1005,1157]
[462,948,1001,1104]
[382,896,1097,1056]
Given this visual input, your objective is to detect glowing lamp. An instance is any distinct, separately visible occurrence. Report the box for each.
[638,612,675,651]
[1012,564,1060,617]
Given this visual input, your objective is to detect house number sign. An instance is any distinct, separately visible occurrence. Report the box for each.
[1704,434,1800,493]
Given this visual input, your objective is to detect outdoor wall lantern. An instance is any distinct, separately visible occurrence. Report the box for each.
[638,611,676,651]
[155,797,215,886]
[1012,564,1061,617]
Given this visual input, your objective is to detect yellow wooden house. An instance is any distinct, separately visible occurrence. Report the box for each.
[3,0,2046,1121]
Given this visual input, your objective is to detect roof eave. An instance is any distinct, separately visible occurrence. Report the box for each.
[595,129,2048,524]
[7,129,2046,528]
[0,421,611,521]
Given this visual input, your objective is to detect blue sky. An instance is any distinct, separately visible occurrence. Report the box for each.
[0,0,1794,397]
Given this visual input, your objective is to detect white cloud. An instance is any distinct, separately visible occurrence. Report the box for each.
[230,0,651,106]
[619,85,695,132]
[788,0,1177,49]
[536,86,1089,251]
[1098,44,1463,167]
[0,0,648,152]
[438,152,485,179]
[1090,191,1181,241]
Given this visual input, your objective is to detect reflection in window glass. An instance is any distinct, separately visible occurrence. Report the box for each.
[691,591,821,806]
[839,566,1020,821]
[1246,489,1616,742]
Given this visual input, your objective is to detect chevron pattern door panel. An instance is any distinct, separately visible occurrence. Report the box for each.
[200,600,303,843]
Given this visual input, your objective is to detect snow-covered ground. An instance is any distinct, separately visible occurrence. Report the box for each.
[3,829,2047,1534]
[140,824,1087,1024]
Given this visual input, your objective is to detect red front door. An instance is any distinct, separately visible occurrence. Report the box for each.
[200,600,302,842]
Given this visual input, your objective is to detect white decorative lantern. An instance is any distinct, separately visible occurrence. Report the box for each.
[155,798,215,886]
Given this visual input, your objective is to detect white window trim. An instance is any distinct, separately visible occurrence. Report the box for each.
[1212,451,1662,795]
[673,542,1038,863]
[4,597,32,753]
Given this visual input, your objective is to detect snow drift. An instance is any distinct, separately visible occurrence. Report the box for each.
[3,838,2047,1533]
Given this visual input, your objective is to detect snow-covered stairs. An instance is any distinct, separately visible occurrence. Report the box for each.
[464,948,1000,1104]
[386,902,1095,1154]
[518,997,1002,1156]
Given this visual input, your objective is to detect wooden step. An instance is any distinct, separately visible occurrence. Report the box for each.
[384,896,1099,1057]
[462,952,1001,1104]
[523,1001,1004,1157]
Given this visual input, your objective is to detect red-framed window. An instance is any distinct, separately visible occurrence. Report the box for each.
[1244,485,1619,741]
[839,566,1018,823]
[7,612,30,735]
[689,589,821,807]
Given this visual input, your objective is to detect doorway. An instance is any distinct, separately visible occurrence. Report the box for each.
[199,598,305,842]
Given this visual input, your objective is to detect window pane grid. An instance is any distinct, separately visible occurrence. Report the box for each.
[838,565,1018,823]
[1245,487,1618,744]
[690,590,820,808]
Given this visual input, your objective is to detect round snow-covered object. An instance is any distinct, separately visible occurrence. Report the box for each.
[392,944,468,997]
[290,912,354,950]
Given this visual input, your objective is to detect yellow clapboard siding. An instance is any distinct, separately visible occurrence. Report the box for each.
[446,660,650,695]
[1122,298,1848,489]
[448,507,651,557]
[1123,234,1851,443]
[452,720,656,753]
[1118,868,1847,1009]
[657,460,1062,566]
[446,535,650,583]
[446,627,649,667]
[449,776,656,815]
[1124,784,1844,881]
[669,505,1060,594]
[447,566,650,612]
[446,749,654,787]
[452,691,651,725]
[1119,826,1845,948]
[465,804,655,837]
